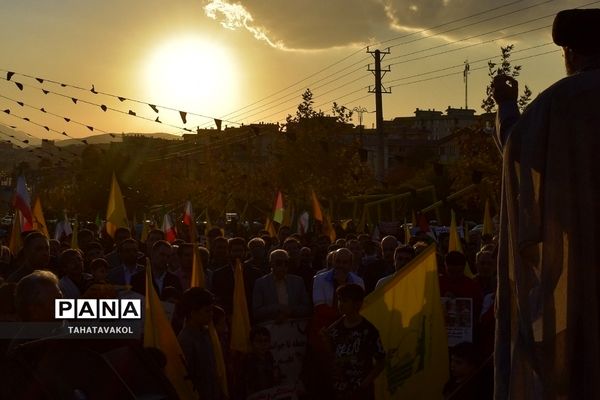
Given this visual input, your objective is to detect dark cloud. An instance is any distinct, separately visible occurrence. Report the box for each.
[204,0,563,50]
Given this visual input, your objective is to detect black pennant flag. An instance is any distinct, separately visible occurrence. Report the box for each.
[86,126,93,131]
[128,110,136,116]
[155,117,161,123]
[149,104,159,113]
[214,119,222,131]
[17,102,24,107]
[109,134,115,138]
[100,105,107,112]
[179,111,187,124]
[23,140,29,144]
[61,132,68,136]
[40,108,46,113]
[81,139,88,144]
[23,117,30,121]
[71,98,78,104]
[2,109,9,114]
[36,78,44,84]
[91,85,97,94]
[42,89,49,95]
[184,128,191,132]
[118,97,126,102]
[14,82,23,91]
[64,118,70,122]
[61,84,66,87]
[6,72,14,81]
[43,126,49,131]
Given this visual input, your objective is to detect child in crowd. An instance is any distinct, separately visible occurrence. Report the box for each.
[325,283,385,400]
[82,258,116,298]
[177,287,225,399]
[242,326,281,397]
[443,342,493,399]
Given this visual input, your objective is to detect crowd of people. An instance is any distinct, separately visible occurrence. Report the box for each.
[0,219,497,399]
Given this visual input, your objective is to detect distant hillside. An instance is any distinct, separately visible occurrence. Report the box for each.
[0,124,183,147]
[56,132,183,146]
[0,123,42,146]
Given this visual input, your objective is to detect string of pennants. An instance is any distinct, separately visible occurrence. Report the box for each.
[0,70,293,164]
[0,127,76,162]
[1,69,238,132]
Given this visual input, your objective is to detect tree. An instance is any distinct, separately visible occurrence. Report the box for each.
[286,89,324,123]
[331,102,353,123]
[481,45,533,113]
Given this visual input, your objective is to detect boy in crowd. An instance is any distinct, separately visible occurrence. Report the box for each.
[242,326,281,397]
[325,283,385,400]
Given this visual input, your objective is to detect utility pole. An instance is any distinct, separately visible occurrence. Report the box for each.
[352,106,368,145]
[368,48,391,183]
[463,60,470,109]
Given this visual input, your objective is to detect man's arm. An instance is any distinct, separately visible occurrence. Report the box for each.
[492,75,520,152]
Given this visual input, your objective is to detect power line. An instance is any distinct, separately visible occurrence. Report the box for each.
[206,0,536,122]
[208,0,573,125]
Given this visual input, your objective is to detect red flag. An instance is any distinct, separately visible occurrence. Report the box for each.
[183,201,193,226]
[13,176,32,231]
[162,214,177,243]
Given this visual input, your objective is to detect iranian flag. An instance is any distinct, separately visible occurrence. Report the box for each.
[162,214,177,243]
[183,201,193,226]
[13,176,33,231]
[273,191,284,224]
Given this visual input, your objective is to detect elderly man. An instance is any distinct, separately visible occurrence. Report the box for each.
[313,248,364,309]
[252,249,310,323]
[492,9,600,398]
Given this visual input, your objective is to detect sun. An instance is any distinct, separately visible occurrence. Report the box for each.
[144,36,238,119]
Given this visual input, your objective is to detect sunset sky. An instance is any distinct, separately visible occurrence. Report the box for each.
[0,0,592,140]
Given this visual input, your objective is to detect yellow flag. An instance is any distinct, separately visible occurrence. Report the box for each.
[32,197,49,237]
[361,246,449,399]
[265,216,277,238]
[482,199,493,236]
[230,259,251,353]
[448,210,474,278]
[105,173,128,238]
[188,246,229,397]
[9,209,22,255]
[143,260,197,399]
[311,190,323,222]
[71,219,79,250]
[190,245,206,289]
[323,213,336,243]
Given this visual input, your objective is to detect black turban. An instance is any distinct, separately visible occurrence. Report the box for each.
[553,9,600,55]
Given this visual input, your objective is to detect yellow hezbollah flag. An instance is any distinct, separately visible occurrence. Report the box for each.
[448,210,474,278]
[9,209,22,255]
[230,259,251,353]
[310,190,323,223]
[265,216,277,238]
[190,245,206,289]
[143,259,197,399]
[105,173,128,238]
[188,246,229,397]
[482,199,493,236]
[32,197,49,237]
[361,245,448,399]
[323,213,336,243]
